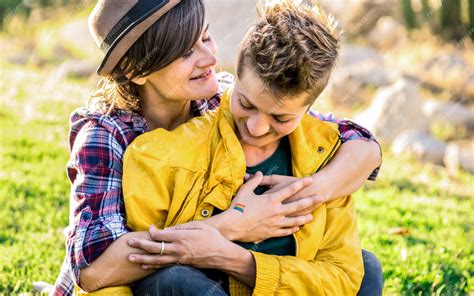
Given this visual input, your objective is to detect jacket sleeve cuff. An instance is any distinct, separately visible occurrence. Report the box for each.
[249,251,281,296]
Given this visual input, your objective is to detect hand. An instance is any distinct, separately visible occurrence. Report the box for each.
[216,172,318,243]
[127,222,246,270]
[258,174,328,216]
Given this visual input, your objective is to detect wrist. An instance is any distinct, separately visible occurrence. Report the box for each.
[311,172,334,201]
[203,211,240,241]
[218,243,254,274]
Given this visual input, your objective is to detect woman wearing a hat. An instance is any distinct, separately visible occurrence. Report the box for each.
[53,0,382,295]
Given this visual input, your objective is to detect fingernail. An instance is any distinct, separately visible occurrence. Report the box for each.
[130,256,135,262]
[128,239,135,245]
[142,265,149,269]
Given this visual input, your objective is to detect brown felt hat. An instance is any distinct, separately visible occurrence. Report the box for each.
[89,0,181,77]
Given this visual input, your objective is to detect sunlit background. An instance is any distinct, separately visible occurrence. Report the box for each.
[0,0,472,294]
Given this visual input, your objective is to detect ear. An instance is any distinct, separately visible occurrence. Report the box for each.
[124,71,147,85]
[132,76,147,85]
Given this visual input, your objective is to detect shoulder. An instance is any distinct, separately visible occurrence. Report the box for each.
[127,111,217,169]
[301,113,340,137]
[124,111,216,171]
[69,107,146,152]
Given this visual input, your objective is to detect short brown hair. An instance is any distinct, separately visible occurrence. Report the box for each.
[237,0,341,104]
[89,0,205,114]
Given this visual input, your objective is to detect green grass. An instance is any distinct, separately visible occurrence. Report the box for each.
[0,62,473,295]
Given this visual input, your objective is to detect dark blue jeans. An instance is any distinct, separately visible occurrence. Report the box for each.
[132,250,383,296]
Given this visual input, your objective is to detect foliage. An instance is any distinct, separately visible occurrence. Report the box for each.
[401,0,473,41]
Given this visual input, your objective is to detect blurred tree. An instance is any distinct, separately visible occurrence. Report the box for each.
[470,0,474,39]
[401,0,417,29]
[0,0,22,26]
[401,0,471,41]
[421,0,431,20]
[440,0,463,39]
[1,0,86,27]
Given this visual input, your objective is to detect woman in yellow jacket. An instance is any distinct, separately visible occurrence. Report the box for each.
[120,2,365,295]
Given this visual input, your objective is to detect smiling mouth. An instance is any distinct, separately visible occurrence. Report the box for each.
[190,69,212,80]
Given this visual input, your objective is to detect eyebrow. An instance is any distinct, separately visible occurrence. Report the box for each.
[239,93,296,117]
[204,23,210,33]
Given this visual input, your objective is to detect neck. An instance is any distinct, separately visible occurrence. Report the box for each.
[139,83,192,131]
[241,141,280,167]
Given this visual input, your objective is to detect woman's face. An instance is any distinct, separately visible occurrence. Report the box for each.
[230,67,311,148]
[142,24,219,101]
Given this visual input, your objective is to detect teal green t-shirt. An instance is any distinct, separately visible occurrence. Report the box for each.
[236,136,296,256]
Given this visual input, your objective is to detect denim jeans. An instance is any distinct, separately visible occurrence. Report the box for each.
[132,265,227,296]
[132,250,383,296]
[358,250,383,296]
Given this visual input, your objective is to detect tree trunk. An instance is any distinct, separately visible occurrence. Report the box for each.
[421,0,430,20]
[469,0,474,39]
[401,0,416,29]
[440,0,462,30]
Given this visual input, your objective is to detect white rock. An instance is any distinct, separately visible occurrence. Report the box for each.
[444,140,474,174]
[33,281,53,294]
[339,45,384,67]
[355,79,430,143]
[368,16,406,49]
[423,99,474,128]
[392,130,446,165]
[423,53,471,92]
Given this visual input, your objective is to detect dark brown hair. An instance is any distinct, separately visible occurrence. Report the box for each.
[89,0,205,114]
[237,0,340,104]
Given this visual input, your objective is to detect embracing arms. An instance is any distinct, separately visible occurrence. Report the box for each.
[66,115,379,292]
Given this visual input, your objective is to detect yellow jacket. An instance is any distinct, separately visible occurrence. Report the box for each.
[81,90,364,295]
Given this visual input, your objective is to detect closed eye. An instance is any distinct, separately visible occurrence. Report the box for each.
[238,98,254,110]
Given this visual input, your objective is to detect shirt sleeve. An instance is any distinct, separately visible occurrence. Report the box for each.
[65,121,130,285]
[308,111,381,181]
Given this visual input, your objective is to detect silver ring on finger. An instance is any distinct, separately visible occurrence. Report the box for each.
[160,241,165,256]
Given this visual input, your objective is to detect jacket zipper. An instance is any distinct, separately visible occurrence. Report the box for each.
[292,136,342,257]
[316,136,342,173]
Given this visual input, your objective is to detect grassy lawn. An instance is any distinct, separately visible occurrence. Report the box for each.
[0,62,473,295]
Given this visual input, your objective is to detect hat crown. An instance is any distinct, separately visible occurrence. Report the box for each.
[88,0,139,48]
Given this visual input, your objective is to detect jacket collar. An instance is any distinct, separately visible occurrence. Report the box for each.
[203,88,341,209]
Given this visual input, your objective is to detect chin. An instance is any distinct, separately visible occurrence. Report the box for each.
[195,79,219,100]
[241,135,275,148]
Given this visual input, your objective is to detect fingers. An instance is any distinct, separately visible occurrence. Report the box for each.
[270,177,313,203]
[148,225,182,242]
[240,171,263,193]
[128,254,179,266]
[289,195,324,216]
[259,174,298,186]
[272,227,301,237]
[128,237,175,255]
[281,196,318,215]
[278,215,313,228]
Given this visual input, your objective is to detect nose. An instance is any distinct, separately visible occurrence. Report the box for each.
[246,113,270,137]
[196,42,217,68]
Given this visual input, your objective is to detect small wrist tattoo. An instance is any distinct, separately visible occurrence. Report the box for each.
[233,203,246,213]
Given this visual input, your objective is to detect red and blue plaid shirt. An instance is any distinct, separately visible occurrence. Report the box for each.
[53,72,379,295]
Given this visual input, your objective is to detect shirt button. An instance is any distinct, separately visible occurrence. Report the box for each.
[317,146,325,153]
[201,209,210,217]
